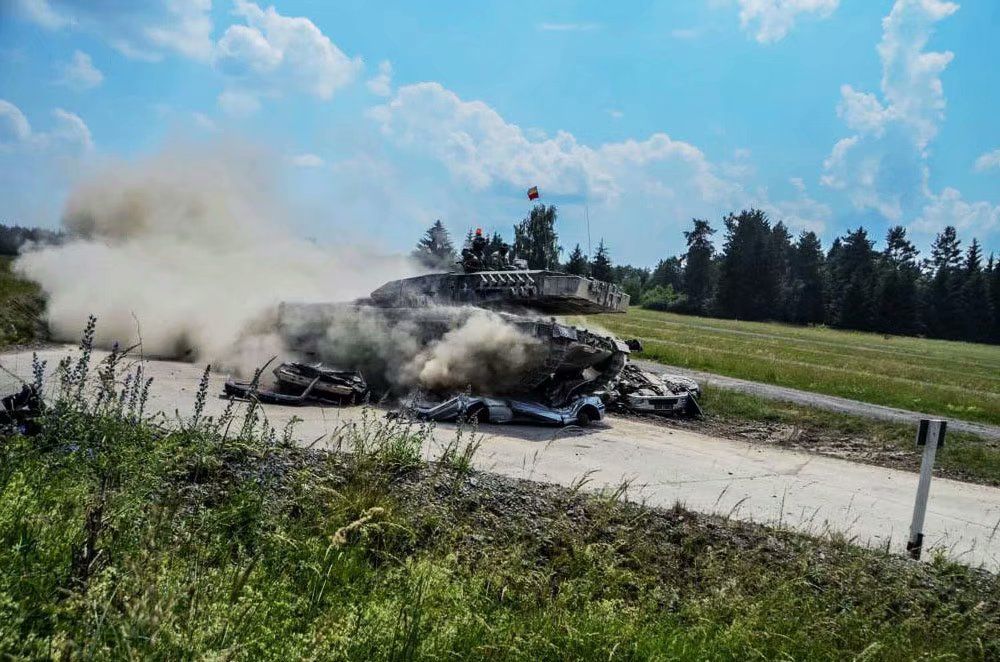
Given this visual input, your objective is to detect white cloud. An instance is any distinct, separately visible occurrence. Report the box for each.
[737,0,839,43]
[912,187,1000,236]
[366,60,393,97]
[836,85,894,136]
[290,153,324,168]
[0,100,32,146]
[144,0,214,61]
[536,22,599,32]
[822,0,959,221]
[755,181,832,233]
[215,1,363,102]
[217,89,261,117]
[11,0,214,61]
[0,99,92,152]
[876,0,958,149]
[56,50,104,91]
[9,0,71,29]
[50,108,93,150]
[607,109,624,119]
[974,149,1000,173]
[370,82,736,206]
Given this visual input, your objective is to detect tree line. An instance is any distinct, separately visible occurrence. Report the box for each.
[412,205,1000,345]
[0,223,63,256]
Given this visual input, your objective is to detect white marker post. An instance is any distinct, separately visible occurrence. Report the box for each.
[907,419,947,560]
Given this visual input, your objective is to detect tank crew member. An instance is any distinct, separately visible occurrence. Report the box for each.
[496,241,511,269]
[471,227,488,259]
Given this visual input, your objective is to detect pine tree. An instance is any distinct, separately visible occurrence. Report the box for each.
[960,238,992,342]
[513,204,560,270]
[927,226,963,339]
[650,257,684,291]
[682,219,715,314]
[769,222,794,320]
[788,231,826,325]
[715,209,779,320]
[565,244,589,276]
[412,219,458,270]
[828,227,875,330]
[989,254,1000,343]
[590,239,613,283]
[873,226,921,335]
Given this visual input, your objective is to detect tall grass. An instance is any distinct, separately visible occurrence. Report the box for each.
[1,322,998,659]
[595,308,1000,425]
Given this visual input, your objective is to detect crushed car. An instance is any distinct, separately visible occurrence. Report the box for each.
[1,384,44,436]
[608,364,702,418]
[225,362,369,406]
[408,393,605,426]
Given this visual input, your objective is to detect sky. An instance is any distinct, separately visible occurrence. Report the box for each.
[1,0,999,265]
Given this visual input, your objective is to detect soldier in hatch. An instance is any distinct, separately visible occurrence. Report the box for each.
[471,228,488,260]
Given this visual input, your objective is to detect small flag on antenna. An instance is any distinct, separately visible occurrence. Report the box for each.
[527,186,539,200]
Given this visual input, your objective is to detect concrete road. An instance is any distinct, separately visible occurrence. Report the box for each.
[634,358,1000,441]
[3,346,1000,570]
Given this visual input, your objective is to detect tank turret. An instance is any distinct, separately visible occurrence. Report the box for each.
[368,270,629,314]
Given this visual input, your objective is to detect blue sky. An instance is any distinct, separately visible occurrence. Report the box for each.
[1,0,998,265]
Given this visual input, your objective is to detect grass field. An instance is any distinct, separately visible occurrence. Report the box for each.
[0,255,44,349]
[2,349,998,659]
[594,308,1000,426]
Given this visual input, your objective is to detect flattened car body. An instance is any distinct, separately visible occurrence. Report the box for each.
[224,362,368,406]
[612,365,702,417]
[412,393,605,426]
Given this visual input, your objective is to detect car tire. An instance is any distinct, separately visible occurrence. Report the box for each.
[576,409,592,427]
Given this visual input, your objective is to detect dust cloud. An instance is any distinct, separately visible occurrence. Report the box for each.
[14,143,418,372]
[280,304,547,395]
[14,143,547,395]
[404,311,546,393]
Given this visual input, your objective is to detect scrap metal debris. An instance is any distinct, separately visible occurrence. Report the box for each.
[1,384,43,435]
[408,393,605,426]
[609,364,702,418]
[225,362,368,406]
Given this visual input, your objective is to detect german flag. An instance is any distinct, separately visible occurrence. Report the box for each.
[527,186,539,200]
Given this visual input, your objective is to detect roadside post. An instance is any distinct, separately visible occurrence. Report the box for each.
[906,419,947,560]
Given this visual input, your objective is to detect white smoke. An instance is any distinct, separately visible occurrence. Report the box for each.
[14,143,420,372]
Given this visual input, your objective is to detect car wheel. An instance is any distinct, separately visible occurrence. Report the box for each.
[576,409,592,427]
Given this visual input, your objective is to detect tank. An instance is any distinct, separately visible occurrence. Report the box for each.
[280,268,632,406]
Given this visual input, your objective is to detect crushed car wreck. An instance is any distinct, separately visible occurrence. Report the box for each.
[229,236,700,426]
[409,393,605,426]
[609,364,702,418]
[225,362,368,406]
[1,384,43,436]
